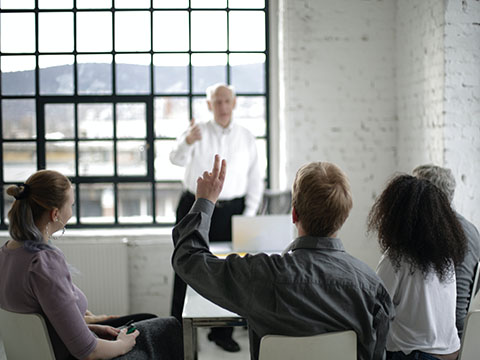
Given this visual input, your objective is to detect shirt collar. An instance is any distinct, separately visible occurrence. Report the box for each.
[282,235,345,254]
[210,118,234,134]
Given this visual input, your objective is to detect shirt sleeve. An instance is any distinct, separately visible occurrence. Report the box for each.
[243,134,264,216]
[169,129,194,167]
[29,250,97,360]
[171,198,255,316]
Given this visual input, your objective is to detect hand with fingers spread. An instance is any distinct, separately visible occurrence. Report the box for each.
[185,118,202,145]
[196,154,227,204]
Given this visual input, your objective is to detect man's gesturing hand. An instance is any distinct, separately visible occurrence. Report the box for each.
[196,154,227,204]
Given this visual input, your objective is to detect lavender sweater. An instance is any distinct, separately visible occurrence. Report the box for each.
[0,242,97,360]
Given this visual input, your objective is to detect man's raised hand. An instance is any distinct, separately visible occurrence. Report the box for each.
[196,154,227,204]
[186,118,202,145]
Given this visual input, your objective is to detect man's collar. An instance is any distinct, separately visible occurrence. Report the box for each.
[282,235,345,254]
[211,118,234,133]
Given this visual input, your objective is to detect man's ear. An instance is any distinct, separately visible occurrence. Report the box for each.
[207,100,213,112]
[232,96,237,109]
[292,207,299,224]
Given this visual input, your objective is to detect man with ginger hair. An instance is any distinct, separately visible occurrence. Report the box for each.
[172,156,394,360]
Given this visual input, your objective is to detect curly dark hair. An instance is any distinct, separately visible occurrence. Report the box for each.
[368,174,466,282]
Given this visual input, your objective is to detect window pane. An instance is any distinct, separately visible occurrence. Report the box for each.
[46,141,75,176]
[192,96,210,123]
[1,56,36,96]
[191,11,227,51]
[117,103,146,138]
[191,0,226,8]
[77,0,112,8]
[116,54,151,95]
[2,99,36,139]
[234,96,266,137]
[229,0,265,8]
[38,0,73,8]
[39,13,74,52]
[77,12,112,52]
[256,138,267,180]
[78,103,113,139]
[79,183,114,223]
[118,183,152,223]
[155,140,185,180]
[192,53,227,93]
[229,11,265,51]
[78,141,114,176]
[115,0,150,8]
[153,0,188,8]
[4,185,15,223]
[154,97,189,138]
[39,55,74,95]
[3,142,37,182]
[0,0,34,9]
[230,53,265,93]
[115,11,151,51]
[45,103,74,139]
[1,13,36,53]
[156,182,182,223]
[153,11,189,51]
[117,141,147,176]
[154,54,189,94]
[77,55,113,95]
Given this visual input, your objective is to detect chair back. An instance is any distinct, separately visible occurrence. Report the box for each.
[459,310,480,360]
[0,307,56,360]
[258,330,356,360]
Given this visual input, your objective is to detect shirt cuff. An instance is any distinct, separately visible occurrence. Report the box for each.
[191,198,215,217]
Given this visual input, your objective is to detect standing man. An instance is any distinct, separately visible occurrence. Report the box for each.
[169,83,263,352]
[413,164,480,338]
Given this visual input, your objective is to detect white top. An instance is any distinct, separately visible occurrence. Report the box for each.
[376,254,460,355]
[170,119,263,216]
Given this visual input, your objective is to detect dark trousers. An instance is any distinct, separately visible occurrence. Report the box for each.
[171,191,245,339]
[387,351,444,360]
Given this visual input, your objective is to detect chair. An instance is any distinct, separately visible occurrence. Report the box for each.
[258,330,357,360]
[0,307,56,360]
[458,310,480,360]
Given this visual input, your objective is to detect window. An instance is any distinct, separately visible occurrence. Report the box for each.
[0,0,269,227]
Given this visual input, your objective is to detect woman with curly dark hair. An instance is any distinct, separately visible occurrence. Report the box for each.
[368,175,467,360]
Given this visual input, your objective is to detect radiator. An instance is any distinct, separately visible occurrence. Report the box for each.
[55,238,129,316]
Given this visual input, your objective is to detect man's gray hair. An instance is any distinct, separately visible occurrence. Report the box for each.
[412,164,456,203]
[206,83,236,101]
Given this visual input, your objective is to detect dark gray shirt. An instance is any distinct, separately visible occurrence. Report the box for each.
[455,212,480,337]
[172,198,394,360]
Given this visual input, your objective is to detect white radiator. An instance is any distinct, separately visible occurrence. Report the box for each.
[55,238,129,316]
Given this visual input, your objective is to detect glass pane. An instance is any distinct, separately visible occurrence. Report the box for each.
[46,141,75,176]
[115,11,151,51]
[3,142,37,182]
[77,12,112,52]
[39,12,74,52]
[39,55,74,95]
[153,0,188,8]
[79,183,114,224]
[154,97,189,137]
[234,96,265,136]
[156,182,182,223]
[229,11,265,51]
[1,56,36,96]
[116,54,151,95]
[4,185,15,223]
[2,99,36,139]
[191,0,226,8]
[77,55,113,95]
[230,53,265,93]
[153,54,189,94]
[192,96,210,123]
[45,103,74,139]
[192,53,227,93]
[0,0,34,9]
[38,0,73,8]
[116,103,146,138]
[1,13,36,53]
[115,0,150,8]
[153,11,189,51]
[118,183,152,223]
[77,0,111,8]
[229,0,265,8]
[78,103,113,139]
[256,138,267,180]
[191,11,227,51]
[117,141,147,176]
[78,141,114,176]
[155,140,185,180]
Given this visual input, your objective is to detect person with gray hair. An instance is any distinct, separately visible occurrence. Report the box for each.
[413,164,480,337]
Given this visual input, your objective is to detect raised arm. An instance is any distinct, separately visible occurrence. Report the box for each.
[169,118,201,167]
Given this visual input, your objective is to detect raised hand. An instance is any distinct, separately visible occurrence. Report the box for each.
[196,154,227,204]
[186,118,202,145]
